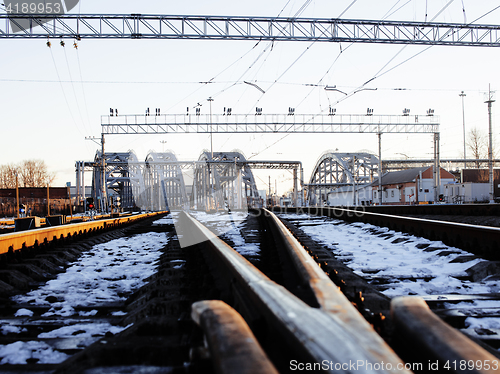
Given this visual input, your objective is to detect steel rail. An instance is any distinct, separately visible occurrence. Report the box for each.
[391,297,499,374]
[191,300,279,374]
[262,208,354,314]
[1,14,499,47]
[272,206,500,259]
[180,211,411,373]
[0,211,167,255]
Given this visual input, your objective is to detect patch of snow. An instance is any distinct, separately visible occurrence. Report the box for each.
[0,341,68,364]
[14,308,34,317]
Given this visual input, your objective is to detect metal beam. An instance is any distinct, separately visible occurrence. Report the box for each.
[101,113,439,134]
[1,14,499,47]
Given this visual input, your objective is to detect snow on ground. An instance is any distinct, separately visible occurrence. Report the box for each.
[0,341,69,365]
[189,211,260,256]
[13,232,169,313]
[0,231,169,365]
[279,213,500,332]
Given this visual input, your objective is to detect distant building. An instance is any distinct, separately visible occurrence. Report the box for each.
[0,187,71,217]
[461,168,500,199]
[371,166,455,205]
[443,182,489,204]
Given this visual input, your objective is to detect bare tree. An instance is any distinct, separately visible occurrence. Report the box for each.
[0,160,55,188]
[466,127,488,168]
[0,164,19,188]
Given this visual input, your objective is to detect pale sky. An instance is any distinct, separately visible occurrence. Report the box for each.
[1,0,499,193]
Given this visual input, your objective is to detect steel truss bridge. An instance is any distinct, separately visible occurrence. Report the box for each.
[76,151,303,212]
[307,152,379,206]
[1,14,500,47]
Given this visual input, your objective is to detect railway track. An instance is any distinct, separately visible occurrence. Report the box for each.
[0,207,498,373]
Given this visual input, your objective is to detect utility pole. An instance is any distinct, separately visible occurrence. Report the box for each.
[160,140,167,152]
[207,97,214,211]
[378,133,382,205]
[460,91,467,170]
[47,184,50,216]
[15,172,19,219]
[85,135,107,213]
[208,97,214,159]
[101,133,107,212]
[485,85,495,203]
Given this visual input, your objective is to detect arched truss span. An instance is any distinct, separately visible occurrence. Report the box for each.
[92,151,144,210]
[194,151,261,211]
[144,152,189,211]
[307,152,379,206]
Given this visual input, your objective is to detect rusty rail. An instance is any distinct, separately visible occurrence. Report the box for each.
[391,297,500,374]
[181,211,411,373]
[191,300,279,374]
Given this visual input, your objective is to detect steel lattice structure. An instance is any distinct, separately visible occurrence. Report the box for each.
[143,152,189,211]
[101,113,440,134]
[307,152,379,206]
[88,151,141,210]
[1,14,500,47]
[77,151,300,212]
[194,151,262,211]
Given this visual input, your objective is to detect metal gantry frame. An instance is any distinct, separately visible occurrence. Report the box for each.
[101,113,439,135]
[1,14,500,47]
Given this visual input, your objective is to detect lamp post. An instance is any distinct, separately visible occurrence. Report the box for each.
[460,91,467,170]
[207,97,214,210]
[15,171,19,219]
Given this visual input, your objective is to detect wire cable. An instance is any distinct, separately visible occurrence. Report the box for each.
[293,0,312,18]
[468,5,500,24]
[337,0,357,18]
[48,45,83,137]
[75,44,93,132]
[461,0,467,24]
[62,41,88,134]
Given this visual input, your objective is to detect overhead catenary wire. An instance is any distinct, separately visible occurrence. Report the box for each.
[333,0,463,108]
[295,0,414,112]
[165,40,264,112]
[293,0,313,18]
[382,0,412,20]
[75,43,93,133]
[61,40,88,135]
[337,0,358,18]
[47,42,84,138]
